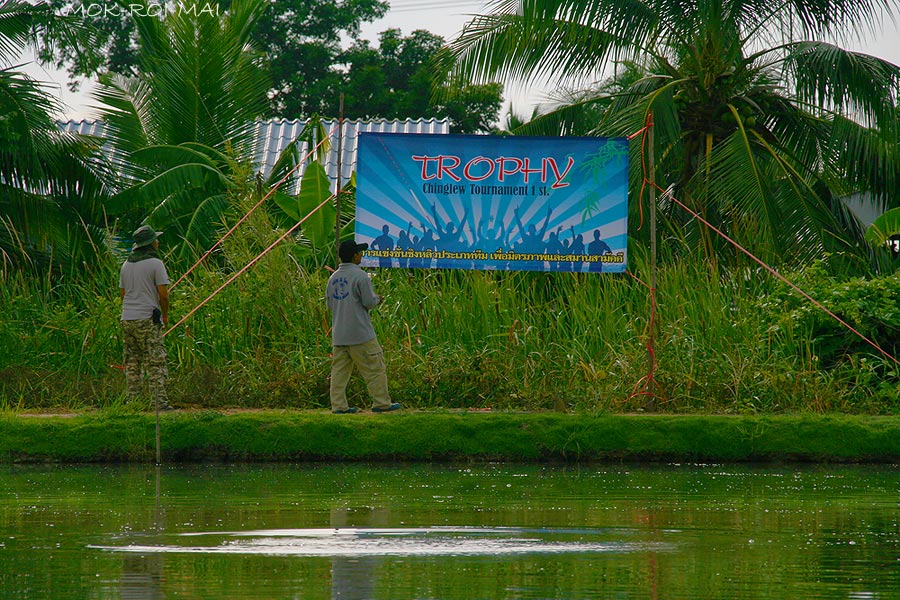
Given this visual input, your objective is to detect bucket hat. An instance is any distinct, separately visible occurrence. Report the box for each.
[132,225,162,250]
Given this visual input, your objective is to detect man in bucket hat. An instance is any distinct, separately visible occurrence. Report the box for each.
[119,225,173,410]
[325,239,401,414]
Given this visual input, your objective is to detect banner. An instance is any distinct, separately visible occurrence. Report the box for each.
[355,133,628,273]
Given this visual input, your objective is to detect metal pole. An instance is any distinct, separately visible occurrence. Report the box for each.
[154,464,161,529]
[649,115,657,303]
[154,399,161,465]
[334,93,345,263]
[648,114,657,393]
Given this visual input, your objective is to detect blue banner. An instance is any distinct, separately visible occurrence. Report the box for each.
[356,133,628,273]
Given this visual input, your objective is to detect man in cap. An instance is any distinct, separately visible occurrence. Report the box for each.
[326,239,401,414]
[119,225,173,410]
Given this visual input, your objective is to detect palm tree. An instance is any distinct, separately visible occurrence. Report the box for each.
[0,0,108,274]
[95,0,270,263]
[448,0,900,267]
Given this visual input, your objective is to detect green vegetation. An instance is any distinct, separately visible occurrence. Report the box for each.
[94,0,272,262]
[3,231,899,414]
[0,0,108,273]
[37,0,503,130]
[449,0,900,265]
[3,0,900,438]
[5,411,900,463]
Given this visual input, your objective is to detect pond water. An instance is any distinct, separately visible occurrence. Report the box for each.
[1,462,899,599]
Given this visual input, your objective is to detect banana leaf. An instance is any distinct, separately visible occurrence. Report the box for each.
[865,207,900,246]
[294,161,335,251]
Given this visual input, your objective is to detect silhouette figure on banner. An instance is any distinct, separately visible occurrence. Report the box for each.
[408,222,437,269]
[395,222,414,268]
[471,213,508,255]
[512,206,553,254]
[568,226,586,256]
[430,203,470,252]
[544,226,568,271]
[553,225,587,272]
[587,229,612,272]
[370,225,395,268]
[509,205,553,271]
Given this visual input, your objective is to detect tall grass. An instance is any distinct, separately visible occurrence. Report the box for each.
[3,215,899,413]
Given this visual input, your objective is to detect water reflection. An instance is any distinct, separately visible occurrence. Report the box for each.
[95,526,660,556]
[119,466,165,599]
[3,463,900,599]
[120,553,164,599]
[331,507,381,600]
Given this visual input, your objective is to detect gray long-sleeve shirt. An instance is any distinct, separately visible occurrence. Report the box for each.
[326,262,381,346]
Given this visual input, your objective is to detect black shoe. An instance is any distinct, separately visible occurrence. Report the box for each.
[372,403,401,413]
[333,407,359,414]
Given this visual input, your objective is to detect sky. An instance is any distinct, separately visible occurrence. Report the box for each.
[17,0,900,122]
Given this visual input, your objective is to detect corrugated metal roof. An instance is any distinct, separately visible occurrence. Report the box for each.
[61,119,108,137]
[253,117,450,192]
[59,117,450,193]
[59,119,128,168]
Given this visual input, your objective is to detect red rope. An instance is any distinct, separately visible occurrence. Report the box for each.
[625,269,648,288]
[627,113,664,404]
[626,122,651,141]
[628,282,661,403]
[633,113,653,233]
[627,108,900,404]
[655,182,900,369]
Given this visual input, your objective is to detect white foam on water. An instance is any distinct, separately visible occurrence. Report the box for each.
[90,526,674,557]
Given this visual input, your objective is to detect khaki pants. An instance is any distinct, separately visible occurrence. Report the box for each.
[122,318,168,407]
[330,338,391,411]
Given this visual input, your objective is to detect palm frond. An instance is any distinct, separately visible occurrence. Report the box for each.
[451,2,644,89]
[786,42,900,131]
[448,0,900,266]
[824,114,900,210]
[180,192,231,261]
[91,0,272,265]
[866,207,900,245]
[140,162,231,201]
[0,0,94,65]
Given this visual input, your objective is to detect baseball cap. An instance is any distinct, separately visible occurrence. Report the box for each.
[338,239,369,262]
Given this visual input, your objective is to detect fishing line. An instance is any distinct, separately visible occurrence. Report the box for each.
[163,194,336,338]
[170,123,339,289]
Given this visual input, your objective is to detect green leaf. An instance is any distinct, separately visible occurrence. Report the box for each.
[296,161,336,250]
[272,190,301,221]
[180,193,231,261]
[866,208,900,246]
[140,162,231,200]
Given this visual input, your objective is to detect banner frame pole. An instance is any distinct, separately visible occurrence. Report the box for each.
[334,93,345,264]
[648,115,657,395]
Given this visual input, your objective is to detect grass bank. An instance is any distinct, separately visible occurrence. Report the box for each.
[4,411,900,463]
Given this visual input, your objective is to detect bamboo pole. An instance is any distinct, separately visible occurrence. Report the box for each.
[648,114,658,399]
[334,93,345,263]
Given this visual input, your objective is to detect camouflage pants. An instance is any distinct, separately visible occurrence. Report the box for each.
[122,319,168,406]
